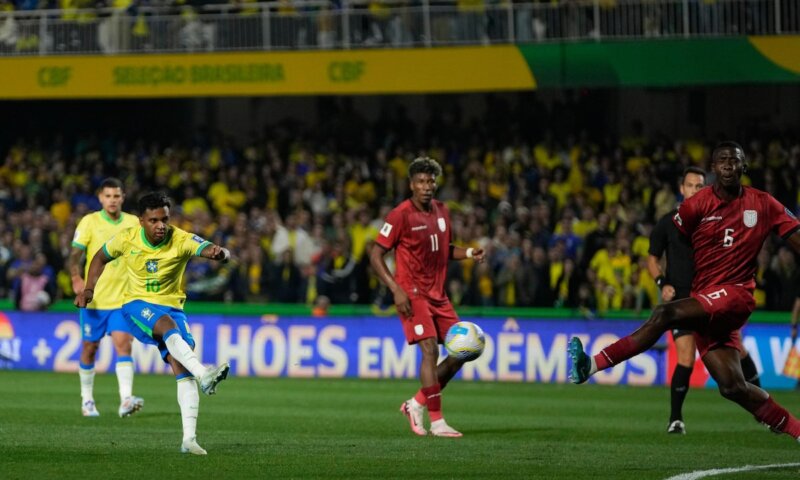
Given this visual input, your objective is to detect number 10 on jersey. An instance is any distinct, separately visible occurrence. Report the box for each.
[146,279,161,292]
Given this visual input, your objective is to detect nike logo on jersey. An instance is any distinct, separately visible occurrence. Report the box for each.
[130,250,141,255]
[411,225,427,231]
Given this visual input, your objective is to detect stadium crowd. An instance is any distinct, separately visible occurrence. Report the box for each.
[2,107,800,314]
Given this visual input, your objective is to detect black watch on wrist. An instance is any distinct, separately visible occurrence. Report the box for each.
[655,276,665,289]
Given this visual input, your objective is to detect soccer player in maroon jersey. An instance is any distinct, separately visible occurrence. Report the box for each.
[569,141,800,443]
[647,167,761,435]
[369,157,485,438]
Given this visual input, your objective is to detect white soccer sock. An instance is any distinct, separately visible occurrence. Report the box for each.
[589,356,598,376]
[116,361,134,401]
[79,366,95,403]
[164,333,207,379]
[177,377,200,441]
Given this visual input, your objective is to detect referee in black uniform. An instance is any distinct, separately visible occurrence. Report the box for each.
[648,166,761,435]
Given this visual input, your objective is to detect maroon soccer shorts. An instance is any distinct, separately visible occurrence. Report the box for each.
[399,296,459,344]
[691,284,755,357]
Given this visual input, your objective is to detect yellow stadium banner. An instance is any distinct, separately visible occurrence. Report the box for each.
[0,46,536,99]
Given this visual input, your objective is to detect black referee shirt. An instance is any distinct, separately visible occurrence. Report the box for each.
[649,209,694,298]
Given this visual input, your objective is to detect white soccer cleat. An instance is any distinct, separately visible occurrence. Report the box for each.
[199,362,230,395]
[118,396,145,418]
[430,419,463,438]
[180,437,207,455]
[667,420,686,434]
[82,400,100,417]
[400,399,427,436]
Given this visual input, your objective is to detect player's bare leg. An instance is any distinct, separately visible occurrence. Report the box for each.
[112,331,144,417]
[703,347,800,442]
[79,340,100,417]
[702,347,765,409]
[668,333,695,434]
[570,298,707,384]
[437,355,467,390]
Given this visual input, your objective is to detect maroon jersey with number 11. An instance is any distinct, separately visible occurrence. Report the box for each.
[375,199,451,304]
[673,185,800,292]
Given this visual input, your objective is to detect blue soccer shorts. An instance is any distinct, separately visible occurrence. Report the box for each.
[80,308,131,342]
[122,300,196,363]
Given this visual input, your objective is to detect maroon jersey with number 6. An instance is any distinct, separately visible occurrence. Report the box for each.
[375,199,451,304]
[673,185,800,292]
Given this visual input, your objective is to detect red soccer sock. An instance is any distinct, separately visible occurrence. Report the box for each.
[414,389,427,406]
[594,337,640,371]
[422,384,443,422]
[754,397,800,438]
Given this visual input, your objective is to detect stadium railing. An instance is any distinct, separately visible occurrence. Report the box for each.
[0,0,798,56]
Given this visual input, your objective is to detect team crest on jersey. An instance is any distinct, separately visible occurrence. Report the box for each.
[145,260,159,273]
[380,222,393,237]
[743,210,757,228]
[437,218,446,232]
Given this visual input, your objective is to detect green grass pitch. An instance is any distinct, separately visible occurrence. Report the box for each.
[1,370,799,479]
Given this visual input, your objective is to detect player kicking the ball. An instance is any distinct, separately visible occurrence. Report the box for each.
[76,191,231,455]
[569,142,800,444]
[369,157,485,438]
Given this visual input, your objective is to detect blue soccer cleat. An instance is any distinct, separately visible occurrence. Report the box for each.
[568,337,591,384]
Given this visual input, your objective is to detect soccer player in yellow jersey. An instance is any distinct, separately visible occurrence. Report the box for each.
[75,191,231,455]
[68,178,143,418]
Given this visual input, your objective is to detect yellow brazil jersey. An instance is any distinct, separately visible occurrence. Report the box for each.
[72,211,140,310]
[102,226,212,309]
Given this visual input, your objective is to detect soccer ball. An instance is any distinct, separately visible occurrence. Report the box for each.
[444,321,486,361]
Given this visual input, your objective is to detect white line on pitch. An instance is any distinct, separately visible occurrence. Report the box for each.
[664,462,800,480]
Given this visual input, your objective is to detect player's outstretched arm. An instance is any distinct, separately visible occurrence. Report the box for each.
[74,250,112,308]
[368,243,411,317]
[199,244,231,263]
[449,245,485,263]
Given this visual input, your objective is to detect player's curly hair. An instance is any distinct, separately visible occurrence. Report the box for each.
[138,191,171,215]
[408,156,442,179]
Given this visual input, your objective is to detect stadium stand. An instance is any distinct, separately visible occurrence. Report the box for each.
[2,119,799,313]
